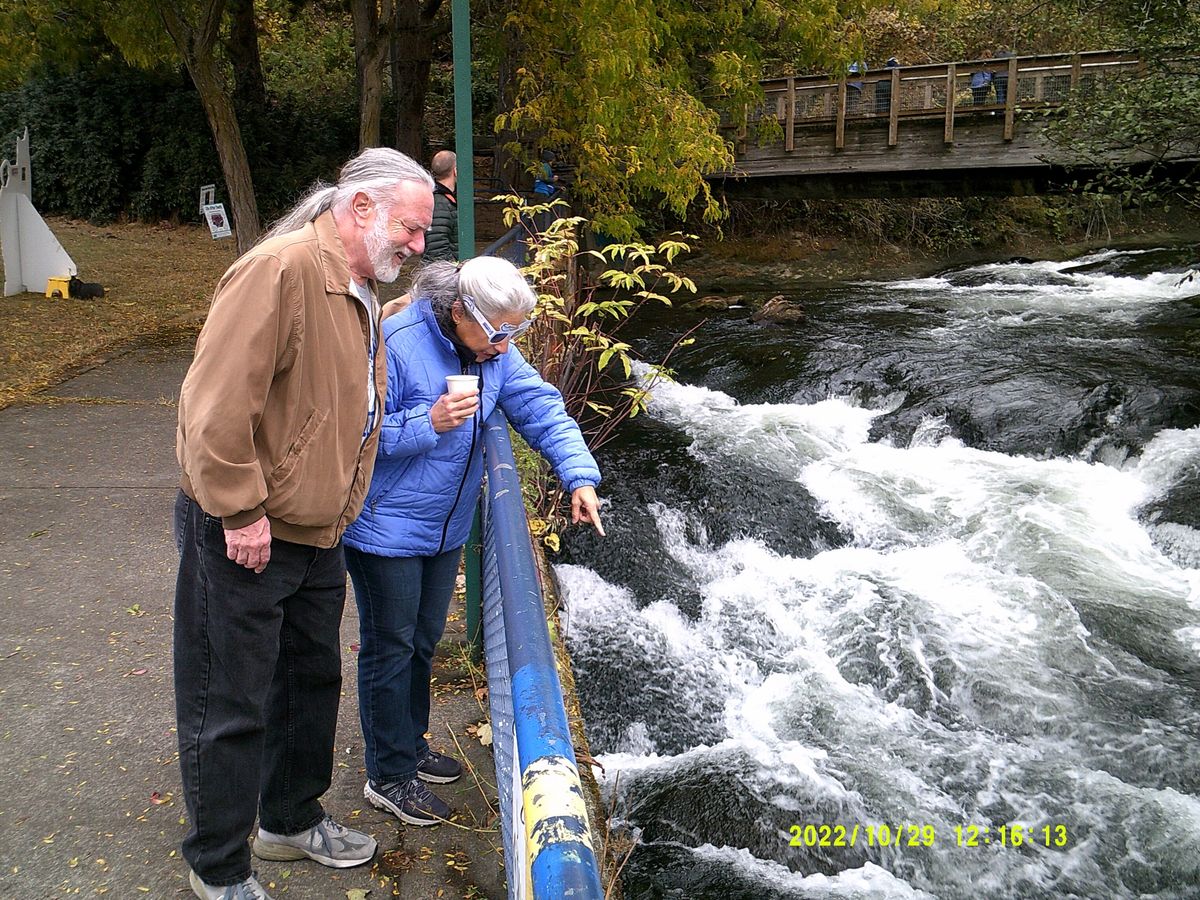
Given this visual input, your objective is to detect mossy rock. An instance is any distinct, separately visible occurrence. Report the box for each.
[685,294,741,310]
[751,294,806,324]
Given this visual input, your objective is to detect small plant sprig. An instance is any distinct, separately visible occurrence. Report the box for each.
[496,194,699,531]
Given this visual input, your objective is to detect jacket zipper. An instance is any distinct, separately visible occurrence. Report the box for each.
[339,293,384,532]
[437,361,481,554]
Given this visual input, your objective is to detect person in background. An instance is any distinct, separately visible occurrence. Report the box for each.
[531,149,562,235]
[532,150,559,196]
[875,56,901,114]
[423,150,458,263]
[344,255,604,827]
[993,48,1014,105]
[173,148,433,900]
[532,149,559,197]
[971,48,995,105]
[846,61,865,114]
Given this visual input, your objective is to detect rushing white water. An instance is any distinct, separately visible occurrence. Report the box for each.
[877,250,1199,321]
[557,250,1200,899]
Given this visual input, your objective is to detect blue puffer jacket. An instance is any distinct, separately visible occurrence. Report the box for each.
[343,299,601,557]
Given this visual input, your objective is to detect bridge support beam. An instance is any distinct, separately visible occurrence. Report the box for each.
[944,64,956,145]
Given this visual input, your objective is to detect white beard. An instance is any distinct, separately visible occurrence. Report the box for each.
[363,213,405,283]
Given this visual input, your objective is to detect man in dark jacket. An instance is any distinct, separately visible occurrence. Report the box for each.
[423,150,458,262]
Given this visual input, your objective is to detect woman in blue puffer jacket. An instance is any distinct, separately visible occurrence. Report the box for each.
[344,255,604,828]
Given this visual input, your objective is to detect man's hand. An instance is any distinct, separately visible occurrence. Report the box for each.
[225,517,271,573]
[430,392,480,433]
[571,486,606,537]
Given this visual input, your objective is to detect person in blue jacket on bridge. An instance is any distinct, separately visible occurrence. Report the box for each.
[971,48,995,105]
[344,255,605,826]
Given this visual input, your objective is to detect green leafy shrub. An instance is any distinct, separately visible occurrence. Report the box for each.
[128,85,220,222]
[242,93,359,223]
[0,61,358,225]
[502,195,698,534]
[0,66,159,221]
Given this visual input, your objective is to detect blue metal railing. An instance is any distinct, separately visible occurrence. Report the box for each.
[480,191,571,267]
[482,219,530,265]
[479,410,604,900]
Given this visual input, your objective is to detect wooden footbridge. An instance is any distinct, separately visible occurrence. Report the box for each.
[715,51,1190,199]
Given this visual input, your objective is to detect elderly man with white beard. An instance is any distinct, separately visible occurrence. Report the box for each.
[172,148,433,900]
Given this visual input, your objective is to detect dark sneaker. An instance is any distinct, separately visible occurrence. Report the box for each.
[189,870,274,900]
[417,748,463,784]
[365,777,451,826]
[252,814,376,868]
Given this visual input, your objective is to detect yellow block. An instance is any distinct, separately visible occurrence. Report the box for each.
[521,754,595,893]
[45,276,71,299]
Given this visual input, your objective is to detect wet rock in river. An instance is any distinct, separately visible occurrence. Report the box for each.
[685,294,741,311]
[751,294,806,324]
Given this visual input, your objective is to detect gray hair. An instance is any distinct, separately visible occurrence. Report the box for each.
[412,256,537,321]
[260,147,434,242]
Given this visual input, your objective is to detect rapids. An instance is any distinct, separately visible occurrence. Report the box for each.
[556,246,1200,899]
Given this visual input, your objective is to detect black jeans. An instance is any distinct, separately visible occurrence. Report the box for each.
[173,491,345,886]
[345,546,461,784]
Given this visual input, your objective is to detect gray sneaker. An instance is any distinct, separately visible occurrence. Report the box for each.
[252,814,377,868]
[189,870,274,900]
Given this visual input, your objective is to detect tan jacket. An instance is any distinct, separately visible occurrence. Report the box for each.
[177,211,387,548]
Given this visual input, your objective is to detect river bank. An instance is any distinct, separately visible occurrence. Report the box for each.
[681,199,1200,289]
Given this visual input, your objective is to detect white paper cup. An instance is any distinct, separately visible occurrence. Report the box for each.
[445,374,479,397]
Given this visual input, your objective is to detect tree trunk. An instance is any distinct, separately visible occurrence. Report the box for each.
[494,14,523,192]
[191,57,262,253]
[391,55,430,159]
[226,0,266,115]
[352,0,392,150]
[159,0,261,253]
[391,1,434,159]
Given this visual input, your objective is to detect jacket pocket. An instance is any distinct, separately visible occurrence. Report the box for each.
[264,409,336,524]
[268,408,329,486]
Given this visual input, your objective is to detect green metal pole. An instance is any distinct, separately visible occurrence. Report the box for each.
[453,0,482,659]
[452,0,475,261]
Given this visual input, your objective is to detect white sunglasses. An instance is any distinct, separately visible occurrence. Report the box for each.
[461,296,533,344]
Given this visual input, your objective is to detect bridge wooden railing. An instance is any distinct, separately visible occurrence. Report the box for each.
[728,50,1145,152]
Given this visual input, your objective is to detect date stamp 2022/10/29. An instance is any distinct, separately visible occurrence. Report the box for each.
[787,823,1070,849]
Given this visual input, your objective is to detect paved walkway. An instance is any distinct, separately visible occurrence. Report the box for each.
[0,332,505,899]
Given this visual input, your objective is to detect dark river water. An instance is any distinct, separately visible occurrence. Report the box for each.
[554,246,1200,899]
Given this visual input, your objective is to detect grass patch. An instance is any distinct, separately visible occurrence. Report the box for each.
[0,217,236,408]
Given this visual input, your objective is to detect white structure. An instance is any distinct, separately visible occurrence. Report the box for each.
[199,184,215,215]
[1,128,77,296]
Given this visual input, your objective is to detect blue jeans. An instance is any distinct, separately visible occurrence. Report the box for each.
[345,546,462,784]
[173,492,345,886]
